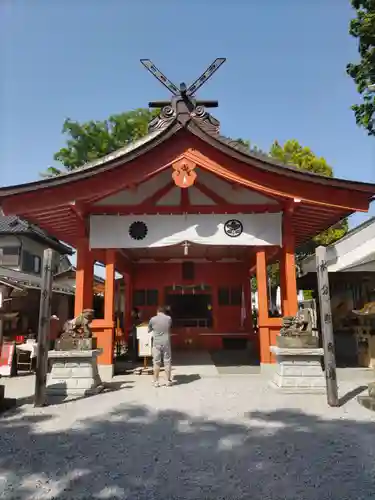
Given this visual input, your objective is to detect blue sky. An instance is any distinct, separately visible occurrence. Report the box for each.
[1,0,374,228]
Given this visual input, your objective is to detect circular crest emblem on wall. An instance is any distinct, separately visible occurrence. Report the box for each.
[224,219,243,238]
[129,221,148,241]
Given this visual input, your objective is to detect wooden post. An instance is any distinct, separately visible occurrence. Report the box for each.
[315,245,339,407]
[0,316,3,361]
[0,287,4,358]
[34,248,54,407]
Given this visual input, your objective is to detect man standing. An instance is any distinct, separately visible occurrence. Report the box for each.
[148,306,172,387]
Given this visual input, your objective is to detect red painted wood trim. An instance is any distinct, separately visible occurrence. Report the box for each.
[256,250,272,363]
[2,131,371,219]
[104,250,116,336]
[184,138,371,212]
[194,181,228,205]
[281,211,298,316]
[181,188,189,211]
[74,238,94,316]
[1,136,190,214]
[147,182,175,206]
[87,204,281,215]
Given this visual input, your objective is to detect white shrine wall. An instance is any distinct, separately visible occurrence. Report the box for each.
[89,213,282,249]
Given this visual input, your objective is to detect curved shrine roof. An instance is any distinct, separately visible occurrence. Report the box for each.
[1,119,374,194]
[0,116,374,249]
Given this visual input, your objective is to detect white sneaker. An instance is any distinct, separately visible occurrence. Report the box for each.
[165,380,173,387]
[154,381,160,388]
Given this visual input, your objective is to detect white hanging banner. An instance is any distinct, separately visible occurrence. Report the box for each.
[89,213,282,249]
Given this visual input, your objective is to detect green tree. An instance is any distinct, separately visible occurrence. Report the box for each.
[234,138,267,155]
[269,140,348,250]
[269,140,333,176]
[42,109,159,176]
[265,140,348,291]
[346,0,375,136]
[242,140,348,303]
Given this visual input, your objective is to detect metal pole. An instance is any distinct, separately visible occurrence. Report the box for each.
[34,248,54,407]
[315,245,339,407]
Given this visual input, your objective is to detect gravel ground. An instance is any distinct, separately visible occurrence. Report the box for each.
[1,374,375,500]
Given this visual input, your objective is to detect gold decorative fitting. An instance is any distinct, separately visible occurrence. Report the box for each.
[172,159,197,188]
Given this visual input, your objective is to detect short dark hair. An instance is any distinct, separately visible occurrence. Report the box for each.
[157,306,166,314]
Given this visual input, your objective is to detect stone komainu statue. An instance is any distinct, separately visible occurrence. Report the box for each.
[61,309,94,339]
[280,309,313,337]
[55,309,94,351]
[277,309,319,348]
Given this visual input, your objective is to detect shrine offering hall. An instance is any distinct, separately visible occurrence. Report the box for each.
[1,71,374,379]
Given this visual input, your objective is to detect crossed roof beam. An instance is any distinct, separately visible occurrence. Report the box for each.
[140,57,226,109]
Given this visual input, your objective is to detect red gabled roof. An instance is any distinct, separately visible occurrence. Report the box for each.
[0,118,374,249]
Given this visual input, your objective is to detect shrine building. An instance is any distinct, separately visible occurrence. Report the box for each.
[1,60,374,379]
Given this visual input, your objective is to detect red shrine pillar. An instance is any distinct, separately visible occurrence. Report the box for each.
[124,272,133,341]
[280,209,298,317]
[91,249,116,380]
[256,249,271,363]
[243,275,253,334]
[103,248,115,358]
[74,238,94,316]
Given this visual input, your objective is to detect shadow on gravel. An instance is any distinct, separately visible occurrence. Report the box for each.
[339,385,368,407]
[172,374,201,385]
[1,380,134,410]
[0,398,374,499]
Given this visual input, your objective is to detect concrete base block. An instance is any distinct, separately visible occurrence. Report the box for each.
[357,381,375,412]
[260,363,277,375]
[268,381,326,395]
[0,383,17,413]
[269,346,326,394]
[358,395,375,412]
[47,349,103,397]
[98,364,114,382]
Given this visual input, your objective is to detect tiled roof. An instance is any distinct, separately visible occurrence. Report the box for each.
[0,215,72,254]
[0,266,75,295]
[0,117,374,196]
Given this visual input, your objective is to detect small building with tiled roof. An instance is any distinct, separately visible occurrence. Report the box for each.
[298,217,375,367]
[0,215,74,342]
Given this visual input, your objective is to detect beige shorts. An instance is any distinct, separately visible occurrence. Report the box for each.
[152,343,171,369]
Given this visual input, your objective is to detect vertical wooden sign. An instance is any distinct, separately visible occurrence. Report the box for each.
[315,245,339,407]
[34,248,54,407]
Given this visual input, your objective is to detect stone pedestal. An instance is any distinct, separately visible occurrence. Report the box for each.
[270,346,325,393]
[358,381,375,412]
[0,382,16,413]
[47,349,104,397]
[55,337,95,351]
[276,334,319,349]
